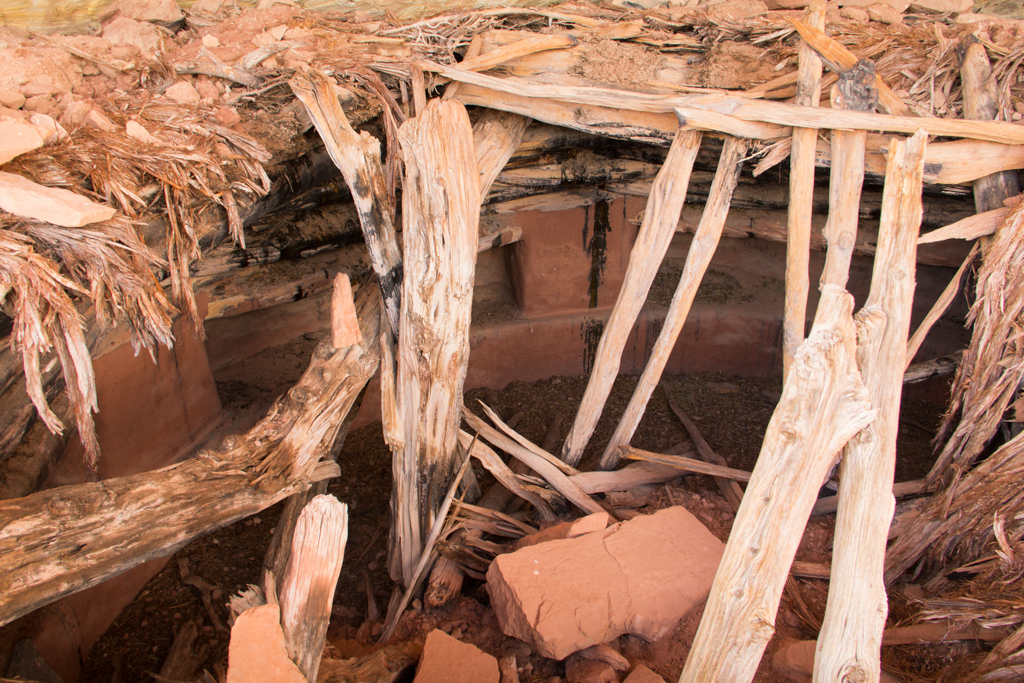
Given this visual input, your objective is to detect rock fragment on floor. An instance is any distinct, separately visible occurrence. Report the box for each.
[226,604,305,683]
[0,172,117,227]
[565,655,620,683]
[413,629,499,683]
[622,664,665,683]
[488,506,724,660]
[114,0,185,25]
[0,119,44,164]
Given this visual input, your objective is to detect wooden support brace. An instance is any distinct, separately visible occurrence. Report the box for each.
[389,99,481,586]
[783,0,825,379]
[560,128,703,467]
[599,135,744,470]
[814,131,927,683]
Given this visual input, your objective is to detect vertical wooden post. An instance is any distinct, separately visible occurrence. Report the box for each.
[389,99,481,586]
[782,0,826,378]
[561,129,703,467]
[814,131,927,683]
[600,136,745,469]
[279,495,349,683]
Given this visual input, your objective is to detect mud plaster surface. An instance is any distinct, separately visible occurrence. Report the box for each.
[570,39,665,91]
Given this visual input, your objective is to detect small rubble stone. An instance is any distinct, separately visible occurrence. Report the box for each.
[413,630,499,683]
[0,88,25,110]
[202,34,221,48]
[215,106,241,127]
[488,507,724,660]
[867,3,904,23]
[84,109,119,133]
[29,114,66,143]
[196,79,221,102]
[0,119,44,164]
[191,0,224,13]
[268,24,289,40]
[622,664,665,683]
[165,81,202,104]
[115,0,184,24]
[126,120,163,145]
[515,512,610,550]
[839,0,910,10]
[910,0,971,11]
[840,6,871,21]
[226,604,305,683]
[565,656,620,683]
[103,16,164,53]
[23,96,53,115]
[0,171,117,227]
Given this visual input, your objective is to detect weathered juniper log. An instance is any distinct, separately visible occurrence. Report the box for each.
[388,99,481,586]
[290,71,404,336]
[600,135,745,470]
[0,283,382,628]
[783,1,825,378]
[561,128,702,466]
[815,131,926,683]
[279,495,349,683]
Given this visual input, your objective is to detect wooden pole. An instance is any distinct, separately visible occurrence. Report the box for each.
[560,128,703,466]
[678,286,875,683]
[0,285,382,627]
[814,131,927,683]
[389,99,481,586]
[599,135,744,470]
[279,495,349,683]
[783,0,825,378]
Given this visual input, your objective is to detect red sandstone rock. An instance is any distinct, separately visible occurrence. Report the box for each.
[565,656,620,683]
[165,81,202,104]
[488,506,724,660]
[514,511,610,550]
[215,106,241,127]
[0,119,44,164]
[331,272,360,349]
[0,87,25,110]
[226,603,306,683]
[103,17,164,53]
[0,171,117,227]
[413,629,499,683]
[126,120,163,145]
[623,664,665,683]
[84,109,119,133]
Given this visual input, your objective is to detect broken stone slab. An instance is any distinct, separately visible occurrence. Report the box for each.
[412,629,500,683]
[514,511,610,550]
[623,664,665,683]
[0,119,44,164]
[226,603,305,683]
[488,506,724,660]
[0,171,117,227]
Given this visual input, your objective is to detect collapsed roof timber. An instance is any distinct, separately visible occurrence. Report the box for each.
[0,0,1023,681]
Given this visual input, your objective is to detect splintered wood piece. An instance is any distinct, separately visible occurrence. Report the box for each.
[561,128,702,467]
[390,99,481,587]
[0,286,382,628]
[600,136,745,470]
[679,286,875,683]
[289,71,403,336]
[425,62,1024,145]
[620,446,752,482]
[456,33,576,74]
[783,0,825,378]
[458,429,557,522]
[474,109,531,204]
[663,388,744,512]
[279,495,348,683]
[961,38,1021,218]
[815,131,926,683]
[463,407,604,516]
[331,273,360,350]
[918,207,1008,244]
[819,64,872,291]
[906,244,978,366]
[410,64,427,117]
[477,401,577,476]
[442,34,482,102]
[379,306,403,452]
[789,18,911,117]
[569,460,690,495]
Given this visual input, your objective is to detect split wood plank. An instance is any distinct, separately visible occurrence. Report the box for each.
[783,1,826,379]
[0,285,382,628]
[561,129,703,466]
[789,18,911,117]
[462,406,605,516]
[569,460,691,495]
[663,387,744,512]
[599,136,745,469]
[918,207,1008,244]
[906,244,978,366]
[815,131,927,683]
[961,38,1021,218]
[477,401,577,476]
[473,108,531,204]
[791,561,831,580]
[279,495,348,683]
[455,33,577,75]
[290,71,403,336]
[424,62,1024,145]
[678,285,875,683]
[458,429,557,522]
[620,446,753,482]
[441,34,482,102]
[390,99,481,587]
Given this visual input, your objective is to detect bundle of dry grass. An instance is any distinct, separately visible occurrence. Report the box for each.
[927,196,1024,491]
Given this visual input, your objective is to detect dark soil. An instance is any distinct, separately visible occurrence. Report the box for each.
[79,336,948,683]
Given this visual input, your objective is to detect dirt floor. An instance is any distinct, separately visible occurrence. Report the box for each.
[80,330,953,683]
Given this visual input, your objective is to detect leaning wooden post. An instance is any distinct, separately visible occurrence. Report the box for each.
[814,131,927,683]
[600,135,745,469]
[389,99,481,586]
[561,129,703,466]
[279,494,349,683]
[782,0,825,378]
